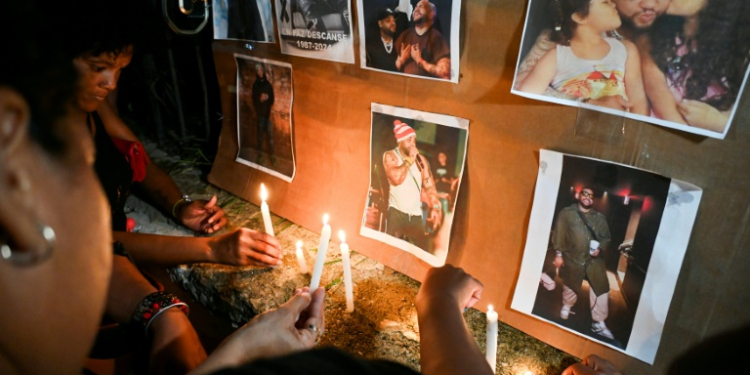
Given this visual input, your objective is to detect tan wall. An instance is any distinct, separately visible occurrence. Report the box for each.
[209,1,750,373]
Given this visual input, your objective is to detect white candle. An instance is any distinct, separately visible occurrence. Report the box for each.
[309,214,331,290]
[486,304,498,373]
[296,240,308,275]
[259,184,274,236]
[339,230,354,313]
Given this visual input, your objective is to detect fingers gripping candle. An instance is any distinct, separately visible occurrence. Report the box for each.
[309,214,330,290]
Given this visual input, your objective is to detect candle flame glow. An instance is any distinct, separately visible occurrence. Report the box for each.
[260,183,268,201]
[488,304,495,313]
[322,213,329,225]
[296,240,303,250]
[522,371,534,375]
[338,230,346,243]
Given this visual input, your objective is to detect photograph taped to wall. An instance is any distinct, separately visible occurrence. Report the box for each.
[510,0,750,139]
[356,0,461,83]
[214,0,276,43]
[360,103,468,267]
[274,0,354,63]
[512,150,702,363]
[235,54,295,182]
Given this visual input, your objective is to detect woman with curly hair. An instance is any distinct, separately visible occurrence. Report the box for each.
[640,0,750,132]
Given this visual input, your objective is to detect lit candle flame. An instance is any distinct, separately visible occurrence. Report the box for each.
[488,304,494,313]
[322,213,329,225]
[338,230,346,243]
[260,183,268,201]
[296,240,303,250]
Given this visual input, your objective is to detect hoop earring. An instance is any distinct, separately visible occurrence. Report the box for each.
[0,223,56,266]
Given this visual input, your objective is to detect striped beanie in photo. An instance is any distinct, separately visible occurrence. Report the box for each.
[393,120,416,143]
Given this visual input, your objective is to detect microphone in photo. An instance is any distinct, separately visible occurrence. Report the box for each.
[415,154,425,171]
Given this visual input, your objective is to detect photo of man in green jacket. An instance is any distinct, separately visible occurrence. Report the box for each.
[552,186,614,340]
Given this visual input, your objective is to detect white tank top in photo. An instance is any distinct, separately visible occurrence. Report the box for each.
[551,37,628,100]
[386,148,423,216]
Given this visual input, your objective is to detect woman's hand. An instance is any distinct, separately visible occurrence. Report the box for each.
[208,228,282,267]
[188,288,325,375]
[415,266,490,375]
[561,354,622,375]
[178,195,227,234]
[416,264,483,312]
[678,100,730,133]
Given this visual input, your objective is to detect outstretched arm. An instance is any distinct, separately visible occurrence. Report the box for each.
[97,101,227,233]
[416,265,492,375]
[113,228,282,267]
[517,48,558,95]
[418,157,442,229]
[623,40,649,115]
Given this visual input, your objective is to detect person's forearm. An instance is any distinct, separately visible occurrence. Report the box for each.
[418,58,450,79]
[385,157,412,186]
[417,299,493,375]
[106,256,159,323]
[149,309,207,375]
[138,162,185,215]
[114,231,213,266]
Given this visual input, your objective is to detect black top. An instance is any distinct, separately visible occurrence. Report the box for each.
[366,37,398,72]
[252,76,275,118]
[227,0,265,41]
[211,347,419,375]
[91,111,132,231]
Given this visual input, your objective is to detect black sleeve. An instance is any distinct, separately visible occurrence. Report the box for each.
[211,347,419,375]
[266,81,274,107]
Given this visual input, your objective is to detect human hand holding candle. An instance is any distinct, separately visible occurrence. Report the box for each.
[339,230,354,313]
[486,304,498,373]
[260,184,275,236]
[415,265,491,375]
[296,240,308,275]
[309,214,331,290]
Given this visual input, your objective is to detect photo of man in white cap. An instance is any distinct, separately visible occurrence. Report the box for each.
[382,119,442,250]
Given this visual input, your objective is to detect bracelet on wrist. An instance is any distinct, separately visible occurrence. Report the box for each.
[131,292,189,335]
[555,251,562,257]
[171,194,192,218]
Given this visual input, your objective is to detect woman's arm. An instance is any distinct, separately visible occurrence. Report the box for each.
[622,40,649,115]
[97,101,227,232]
[677,100,730,132]
[516,48,558,95]
[638,36,687,123]
[107,256,207,373]
[113,228,282,267]
[416,265,492,375]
